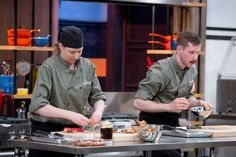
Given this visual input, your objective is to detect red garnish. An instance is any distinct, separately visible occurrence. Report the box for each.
[63,127,84,133]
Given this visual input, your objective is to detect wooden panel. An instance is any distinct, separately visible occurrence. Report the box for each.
[125,48,147,91]
[123,5,170,91]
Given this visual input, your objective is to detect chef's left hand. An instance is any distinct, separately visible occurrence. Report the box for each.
[89,111,102,125]
[199,100,213,111]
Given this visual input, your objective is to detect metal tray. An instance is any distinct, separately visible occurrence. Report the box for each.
[30,136,68,144]
[162,130,211,138]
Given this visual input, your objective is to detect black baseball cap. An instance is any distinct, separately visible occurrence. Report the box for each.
[58,26,84,48]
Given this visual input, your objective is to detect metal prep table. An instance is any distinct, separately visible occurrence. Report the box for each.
[7,136,236,157]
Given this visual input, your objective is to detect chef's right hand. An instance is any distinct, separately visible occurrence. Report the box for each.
[69,112,90,126]
[168,97,190,112]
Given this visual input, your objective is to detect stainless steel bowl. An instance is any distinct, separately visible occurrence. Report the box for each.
[190,107,213,119]
[139,124,162,143]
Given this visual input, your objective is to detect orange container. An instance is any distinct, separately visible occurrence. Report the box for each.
[7,28,40,38]
[8,38,32,46]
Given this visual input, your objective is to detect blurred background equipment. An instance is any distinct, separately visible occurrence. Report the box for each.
[216,37,236,114]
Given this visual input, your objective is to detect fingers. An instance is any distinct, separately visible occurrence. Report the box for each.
[175,98,190,109]
[78,117,90,126]
[200,101,213,111]
[89,117,97,125]
[70,113,90,126]
[90,112,102,125]
[176,97,190,106]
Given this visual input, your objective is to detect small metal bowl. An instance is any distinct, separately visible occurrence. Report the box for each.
[190,107,212,119]
[139,124,162,143]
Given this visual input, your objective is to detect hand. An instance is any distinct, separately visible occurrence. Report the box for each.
[199,100,213,111]
[69,112,90,126]
[89,111,102,125]
[168,97,190,112]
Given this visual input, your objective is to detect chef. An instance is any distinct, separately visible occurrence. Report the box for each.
[133,31,212,157]
[29,26,106,157]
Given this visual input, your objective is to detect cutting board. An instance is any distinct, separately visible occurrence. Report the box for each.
[52,132,139,142]
[190,125,236,138]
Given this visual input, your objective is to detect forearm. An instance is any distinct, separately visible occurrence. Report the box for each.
[35,104,76,120]
[93,100,105,115]
[133,98,171,113]
[188,97,201,107]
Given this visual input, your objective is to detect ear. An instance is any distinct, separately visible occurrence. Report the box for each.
[58,42,63,49]
[176,45,182,51]
[176,45,182,54]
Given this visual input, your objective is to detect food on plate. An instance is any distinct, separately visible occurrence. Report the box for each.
[114,127,137,134]
[198,110,213,118]
[113,120,156,134]
[63,127,84,133]
[135,120,148,127]
[88,117,96,125]
[73,139,106,147]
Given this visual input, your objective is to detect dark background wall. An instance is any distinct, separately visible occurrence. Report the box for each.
[0,0,171,92]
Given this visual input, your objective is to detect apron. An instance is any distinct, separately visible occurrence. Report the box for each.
[138,77,189,157]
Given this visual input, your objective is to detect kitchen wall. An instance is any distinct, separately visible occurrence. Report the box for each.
[205,0,236,110]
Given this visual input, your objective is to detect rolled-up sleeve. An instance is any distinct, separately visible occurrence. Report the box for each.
[29,65,52,113]
[135,66,163,100]
[88,64,106,106]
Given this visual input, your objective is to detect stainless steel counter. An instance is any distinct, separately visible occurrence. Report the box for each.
[8,136,236,157]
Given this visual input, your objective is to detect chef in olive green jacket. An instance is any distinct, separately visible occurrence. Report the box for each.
[133,31,212,157]
[29,26,106,132]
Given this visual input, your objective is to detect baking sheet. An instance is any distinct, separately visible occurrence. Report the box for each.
[51,132,140,141]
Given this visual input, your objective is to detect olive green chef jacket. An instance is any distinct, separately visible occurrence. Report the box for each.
[29,54,106,125]
[135,54,197,126]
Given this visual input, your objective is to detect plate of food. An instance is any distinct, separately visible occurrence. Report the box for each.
[73,139,106,147]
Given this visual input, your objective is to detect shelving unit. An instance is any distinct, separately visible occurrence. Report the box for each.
[0,0,53,96]
[147,49,205,55]
[14,94,32,99]
[0,45,54,52]
[178,2,207,7]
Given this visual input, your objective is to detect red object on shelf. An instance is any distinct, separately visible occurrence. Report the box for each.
[147,56,154,69]
[8,38,32,46]
[148,41,171,50]
[7,28,40,38]
[149,33,178,42]
[148,33,178,50]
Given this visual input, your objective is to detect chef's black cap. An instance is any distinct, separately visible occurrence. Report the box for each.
[58,26,84,48]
